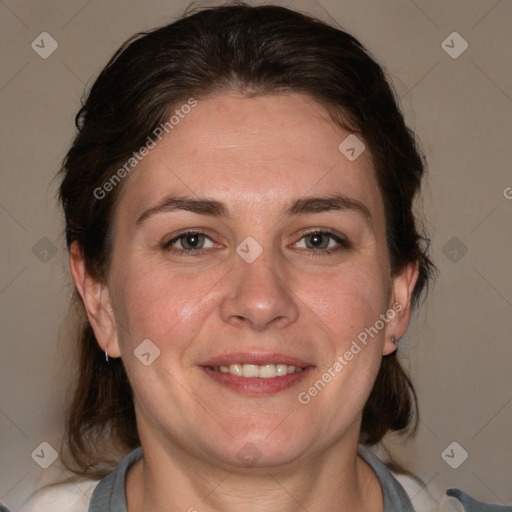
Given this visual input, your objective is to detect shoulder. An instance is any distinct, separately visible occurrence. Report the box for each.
[16,479,99,512]
[440,489,512,512]
[392,472,511,512]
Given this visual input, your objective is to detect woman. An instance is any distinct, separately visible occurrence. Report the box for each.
[13,3,509,512]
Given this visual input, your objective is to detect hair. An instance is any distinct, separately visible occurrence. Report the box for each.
[59,2,435,478]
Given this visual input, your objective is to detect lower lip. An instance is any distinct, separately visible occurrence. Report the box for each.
[200,366,313,395]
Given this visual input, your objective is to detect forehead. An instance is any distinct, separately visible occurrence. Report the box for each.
[117,92,384,223]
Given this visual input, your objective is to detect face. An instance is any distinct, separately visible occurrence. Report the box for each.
[77,92,416,470]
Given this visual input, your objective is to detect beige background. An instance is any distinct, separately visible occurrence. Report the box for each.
[1,0,511,509]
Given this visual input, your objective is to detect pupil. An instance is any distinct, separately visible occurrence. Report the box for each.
[311,234,323,246]
[186,234,200,248]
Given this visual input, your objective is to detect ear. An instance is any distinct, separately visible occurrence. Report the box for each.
[69,241,121,358]
[382,260,419,355]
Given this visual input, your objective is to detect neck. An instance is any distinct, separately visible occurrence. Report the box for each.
[126,432,383,512]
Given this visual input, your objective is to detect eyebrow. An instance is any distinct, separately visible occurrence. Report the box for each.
[136,194,372,225]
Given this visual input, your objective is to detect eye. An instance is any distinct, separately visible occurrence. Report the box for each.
[163,231,216,254]
[293,230,350,254]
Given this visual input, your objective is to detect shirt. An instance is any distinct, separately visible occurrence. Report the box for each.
[10,444,511,512]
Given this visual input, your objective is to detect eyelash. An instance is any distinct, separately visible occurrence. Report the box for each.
[162,229,351,257]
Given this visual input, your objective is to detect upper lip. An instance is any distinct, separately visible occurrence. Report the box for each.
[199,353,313,368]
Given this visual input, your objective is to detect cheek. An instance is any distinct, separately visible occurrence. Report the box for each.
[293,263,390,424]
[109,234,391,361]
[110,259,224,353]
[298,260,390,344]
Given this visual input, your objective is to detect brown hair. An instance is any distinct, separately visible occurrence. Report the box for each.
[59,2,435,477]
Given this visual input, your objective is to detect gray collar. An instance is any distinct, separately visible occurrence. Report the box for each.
[88,443,415,511]
[357,443,416,512]
[88,447,143,512]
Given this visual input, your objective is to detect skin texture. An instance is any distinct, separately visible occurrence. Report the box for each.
[70,92,418,512]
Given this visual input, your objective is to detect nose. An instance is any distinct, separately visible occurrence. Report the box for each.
[219,249,300,330]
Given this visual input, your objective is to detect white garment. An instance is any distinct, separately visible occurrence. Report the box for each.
[17,479,98,512]
[393,473,465,512]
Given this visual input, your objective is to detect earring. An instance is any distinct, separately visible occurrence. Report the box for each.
[391,336,399,345]
[105,346,109,362]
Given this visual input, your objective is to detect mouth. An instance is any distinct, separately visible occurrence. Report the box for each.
[198,353,314,395]
[206,363,304,378]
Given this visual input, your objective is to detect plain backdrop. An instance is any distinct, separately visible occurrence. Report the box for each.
[1,0,511,510]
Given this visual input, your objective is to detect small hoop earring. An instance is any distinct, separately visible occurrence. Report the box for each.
[391,336,399,345]
[105,346,109,362]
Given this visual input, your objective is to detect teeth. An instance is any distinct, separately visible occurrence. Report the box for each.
[212,363,304,378]
[276,364,288,376]
[242,364,259,378]
[229,364,243,376]
[259,364,277,378]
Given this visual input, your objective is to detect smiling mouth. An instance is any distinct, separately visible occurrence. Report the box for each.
[206,363,304,378]
[199,353,313,394]
[200,362,312,396]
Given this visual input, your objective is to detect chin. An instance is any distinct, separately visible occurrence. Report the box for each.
[196,420,313,470]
